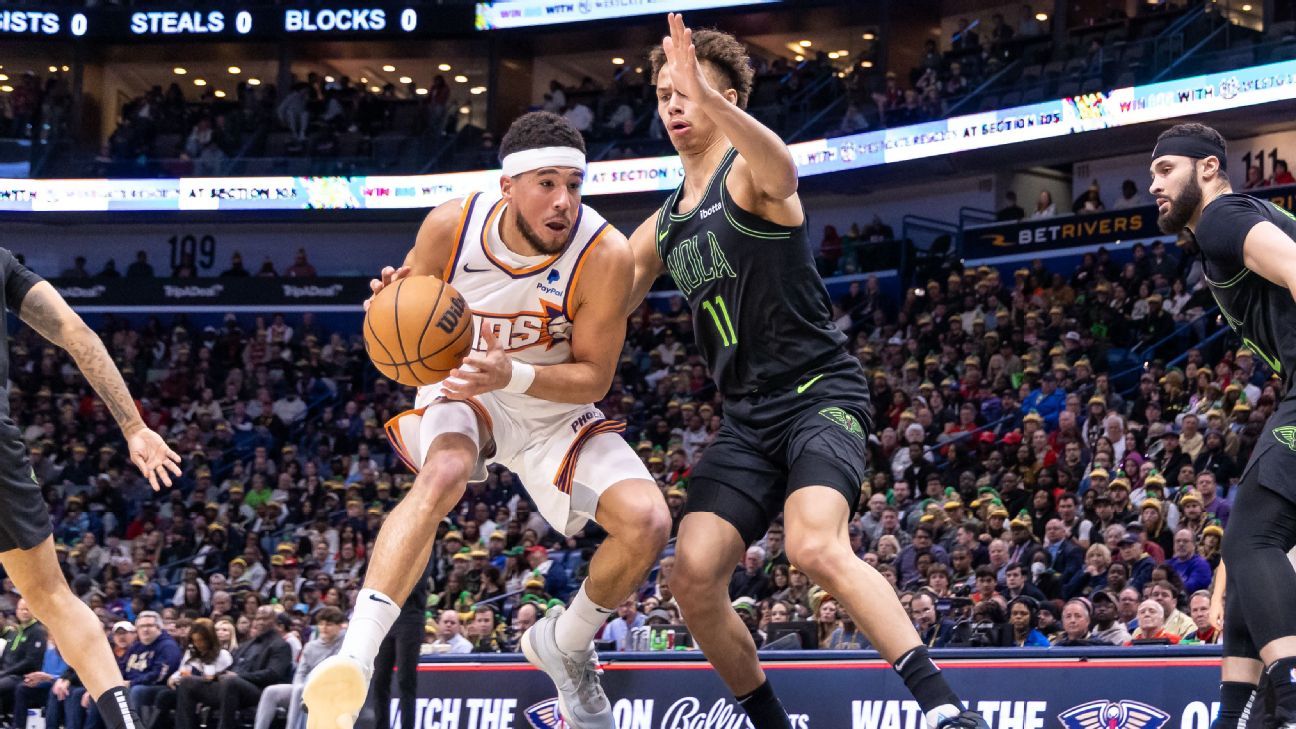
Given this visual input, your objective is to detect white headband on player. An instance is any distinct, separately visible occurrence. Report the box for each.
[501,146,587,177]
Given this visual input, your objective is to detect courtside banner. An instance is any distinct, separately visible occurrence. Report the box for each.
[4,60,1296,213]
[963,181,1296,256]
[389,649,1224,729]
[48,276,370,311]
[964,206,1159,255]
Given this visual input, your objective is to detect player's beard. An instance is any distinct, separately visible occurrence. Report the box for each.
[1157,168,1202,234]
[515,211,566,255]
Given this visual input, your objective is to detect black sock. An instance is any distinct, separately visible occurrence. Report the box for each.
[895,646,962,716]
[736,680,792,729]
[95,686,141,729]
[1267,657,1296,723]
[1214,681,1257,729]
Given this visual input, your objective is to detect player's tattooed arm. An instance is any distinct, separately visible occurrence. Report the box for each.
[17,281,145,435]
[19,281,181,489]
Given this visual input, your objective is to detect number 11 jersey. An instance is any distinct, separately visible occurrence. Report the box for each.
[654,147,847,398]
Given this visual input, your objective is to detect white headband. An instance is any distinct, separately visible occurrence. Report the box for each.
[501,146,587,177]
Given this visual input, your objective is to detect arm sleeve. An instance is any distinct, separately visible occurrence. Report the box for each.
[1194,196,1269,268]
[0,249,44,315]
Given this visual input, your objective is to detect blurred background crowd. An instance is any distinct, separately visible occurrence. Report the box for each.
[0,221,1257,727]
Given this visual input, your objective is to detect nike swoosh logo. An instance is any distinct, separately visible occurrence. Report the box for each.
[658,227,670,242]
[463,265,490,273]
[796,374,825,394]
[368,594,393,605]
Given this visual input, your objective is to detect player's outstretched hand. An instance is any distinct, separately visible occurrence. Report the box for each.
[364,265,412,312]
[127,427,183,491]
[662,13,712,105]
[443,329,510,400]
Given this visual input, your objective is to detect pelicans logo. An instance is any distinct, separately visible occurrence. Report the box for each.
[1274,425,1296,452]
[523,698,567,729]
[1058,700,1169,729]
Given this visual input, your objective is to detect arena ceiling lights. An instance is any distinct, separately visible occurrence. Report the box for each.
[3,58,1296,212]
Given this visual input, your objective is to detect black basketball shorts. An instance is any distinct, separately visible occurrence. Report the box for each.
[0,434,53,553]
[685,354,873,545]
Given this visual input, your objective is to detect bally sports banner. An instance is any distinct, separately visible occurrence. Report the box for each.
[384,649,1228,729]
[5,59,1296,213]
[962,181,1296,257]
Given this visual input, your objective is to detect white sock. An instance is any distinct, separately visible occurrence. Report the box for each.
[554,582,614,653]
[925,703,964,729]
[339,588,402,671]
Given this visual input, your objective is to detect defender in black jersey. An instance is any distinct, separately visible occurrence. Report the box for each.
[0,249,181,729]
[626,15,987,729]
[1149,123,1296,729]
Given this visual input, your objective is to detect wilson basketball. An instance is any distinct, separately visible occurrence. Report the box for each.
[363,276,474,387]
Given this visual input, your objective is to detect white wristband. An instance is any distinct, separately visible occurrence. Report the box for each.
[503,359,536,394]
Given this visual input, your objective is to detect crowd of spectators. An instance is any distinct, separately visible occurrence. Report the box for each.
[0,72,73,146]
[612,235,1253,653]
[93,72,470,177]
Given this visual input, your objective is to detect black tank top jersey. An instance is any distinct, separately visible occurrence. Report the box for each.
[654,147,847,398]
[1191,192,1296,391]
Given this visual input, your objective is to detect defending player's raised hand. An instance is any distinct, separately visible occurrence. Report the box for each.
[443,329,511,399]
[363,265,412,312]
[662,13,714,107]
[127,427,183,491]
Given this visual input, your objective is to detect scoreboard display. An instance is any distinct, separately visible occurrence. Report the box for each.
[0,5,473,40]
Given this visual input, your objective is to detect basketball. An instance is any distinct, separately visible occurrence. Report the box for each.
[363,276,474,387]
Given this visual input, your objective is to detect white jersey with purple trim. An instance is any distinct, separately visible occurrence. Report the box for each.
[387,190,649,535]
[414,189,611,421]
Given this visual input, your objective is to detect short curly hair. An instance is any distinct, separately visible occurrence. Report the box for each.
[649,29,754,109]
[498,111,586,162]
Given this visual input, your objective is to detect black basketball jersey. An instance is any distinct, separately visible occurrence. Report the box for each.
[1191,192,1296,390]
[654,147,846,398]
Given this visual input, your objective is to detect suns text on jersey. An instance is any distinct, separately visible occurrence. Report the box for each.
[471,301,571,353]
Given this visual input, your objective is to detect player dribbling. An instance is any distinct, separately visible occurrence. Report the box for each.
[303,112,670,729]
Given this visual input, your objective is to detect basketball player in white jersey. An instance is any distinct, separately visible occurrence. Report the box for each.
[302,112,670,729]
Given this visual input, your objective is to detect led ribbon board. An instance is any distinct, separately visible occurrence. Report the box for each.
[474,0,780,30]
[3,59,1295,212]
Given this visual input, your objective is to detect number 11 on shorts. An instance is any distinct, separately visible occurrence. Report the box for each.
[701,294,738,348]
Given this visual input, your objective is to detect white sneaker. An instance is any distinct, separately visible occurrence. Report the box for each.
[521,606,614,729]
[303,654,371,729]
